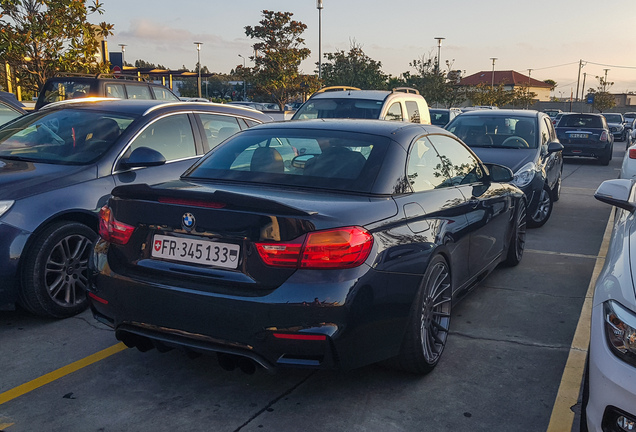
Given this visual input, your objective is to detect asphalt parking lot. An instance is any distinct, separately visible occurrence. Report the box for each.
[0,144,622,432]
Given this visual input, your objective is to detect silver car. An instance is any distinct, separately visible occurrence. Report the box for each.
[584,179,636,431]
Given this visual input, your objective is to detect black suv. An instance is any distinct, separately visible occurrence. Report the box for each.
[35,73,180,110]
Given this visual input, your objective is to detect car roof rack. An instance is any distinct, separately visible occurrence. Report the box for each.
[391,87,420,95]
[314,86,361,94]
[53,72,147,82]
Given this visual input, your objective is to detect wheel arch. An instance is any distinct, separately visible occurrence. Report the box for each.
[18,210,99,275]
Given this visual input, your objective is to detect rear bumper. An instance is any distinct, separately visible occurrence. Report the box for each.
[561,141,610,159]
[88,244,421,371]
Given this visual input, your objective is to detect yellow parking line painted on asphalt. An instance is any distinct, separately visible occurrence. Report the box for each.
[0,342,127,406]
[546,209,613,432]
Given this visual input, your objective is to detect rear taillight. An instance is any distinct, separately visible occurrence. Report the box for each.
[630,148,636,159]
[256,226,373,269]
[600,131,609,142]
[98,205,135,245]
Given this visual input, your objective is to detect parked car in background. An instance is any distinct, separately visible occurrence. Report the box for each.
[624,117,635,148]
[179,97,210,102]
[620,140,636,179]
[604,113,627,142]
[555,112,614,165]
[429,108,461,127]
[543,109,562,120]
[88,119,527,374]
[583,179,636,431]
[35,74,180,110]
[292,87,431,124]
[0,99,271,318]
[446,109,563,228]
[0,91,26,126]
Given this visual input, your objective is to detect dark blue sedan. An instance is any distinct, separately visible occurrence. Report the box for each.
[88,119,527,374]
[0,99,271,318]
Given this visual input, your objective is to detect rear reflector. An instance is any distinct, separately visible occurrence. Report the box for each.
[98,206,135,245]
[88,292,108,305]
[273,333,327,341]
[256,226,373,269]
[158,197,226,209]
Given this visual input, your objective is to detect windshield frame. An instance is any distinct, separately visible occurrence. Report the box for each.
[0,108,138,165]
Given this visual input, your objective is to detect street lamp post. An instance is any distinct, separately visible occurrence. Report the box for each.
[490,57,498,89]
[238,54,247,101]
[434,37,445,74]
[118,44,127,66]
[194,42,203,98]
[317,0,323,80]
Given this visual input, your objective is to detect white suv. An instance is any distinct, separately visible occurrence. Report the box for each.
[292,87,431,124]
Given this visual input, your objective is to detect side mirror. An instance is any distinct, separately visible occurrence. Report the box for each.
[594,179,636,212]
[485,163,514,183]
[119,146,166,169]
[547,141,564,154]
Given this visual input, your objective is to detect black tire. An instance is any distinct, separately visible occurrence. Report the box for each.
[503,199,527,267]
[390,255,452,374]
[19,222,97,318]
[598,144,612,166]
[528,184,553,228]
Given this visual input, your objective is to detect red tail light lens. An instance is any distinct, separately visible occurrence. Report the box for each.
[256,226,373,269]
[98,206,135,245]
[600,131,608,142]
[629,148,636,159]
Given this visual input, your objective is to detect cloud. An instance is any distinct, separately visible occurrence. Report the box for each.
[118,19,245,50]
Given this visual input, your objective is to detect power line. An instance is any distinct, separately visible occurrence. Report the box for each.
[526,61,579,72]
[584,61,636,70]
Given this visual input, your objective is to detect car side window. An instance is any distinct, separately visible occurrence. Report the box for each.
[385,102,403,121]
[198,114,242,150]
[540,117,551,147]
[152,86,179,101]
[407,137,447,192]
[405,101,421,123]
[105,84,126,99]
[126,114,197,161]
[427,134,485,187]
[125,84,153,100]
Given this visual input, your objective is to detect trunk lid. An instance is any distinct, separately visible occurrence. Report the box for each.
[105,180,397,292]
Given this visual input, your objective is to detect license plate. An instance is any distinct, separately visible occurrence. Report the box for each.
[151,234,240,269]
[569,133,588,139]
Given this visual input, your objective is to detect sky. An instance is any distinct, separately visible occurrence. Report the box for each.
[97,0,636,96]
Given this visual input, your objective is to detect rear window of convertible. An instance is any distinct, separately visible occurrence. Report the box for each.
[184,128,391,193]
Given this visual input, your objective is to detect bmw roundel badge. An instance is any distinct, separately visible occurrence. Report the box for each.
[182,213,196,231]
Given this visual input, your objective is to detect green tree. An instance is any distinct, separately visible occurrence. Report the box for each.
[589,76,616,113]
[320,41,388,90]
[245,10,311,110]
[0,0,113,96]
[134,59,167,69]
[466,83,514,107]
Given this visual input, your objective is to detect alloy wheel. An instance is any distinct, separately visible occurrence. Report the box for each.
[420,261,452,365]
[44,233,92,307]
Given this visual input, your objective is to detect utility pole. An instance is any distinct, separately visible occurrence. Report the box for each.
[581,72,587,102]
[603,69,610,92]
[490,58,497,89]
[434,37,445,74]
[575,59,583,102]
[317,0,323,80]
